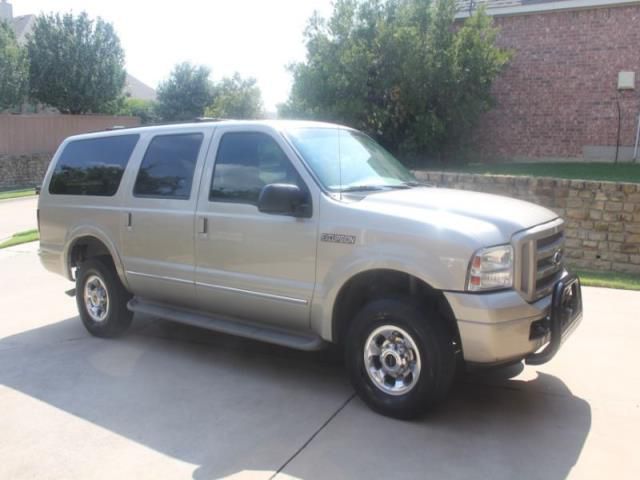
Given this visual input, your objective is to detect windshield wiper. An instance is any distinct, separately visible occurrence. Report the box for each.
[401,180,434,188]
[339,184,411,193]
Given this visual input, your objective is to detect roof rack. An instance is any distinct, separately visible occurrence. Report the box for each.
[105,117,231,131]
[194,117,226,123]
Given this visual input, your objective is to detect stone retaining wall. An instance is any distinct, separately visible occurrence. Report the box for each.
[0,153,52,190]
[414,171,640,274]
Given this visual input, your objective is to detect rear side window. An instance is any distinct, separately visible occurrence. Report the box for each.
[134,133,203,199]
[49,135,139,196]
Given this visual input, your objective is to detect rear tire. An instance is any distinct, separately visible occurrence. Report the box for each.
[76,257,133,338]
[345,297,456,419]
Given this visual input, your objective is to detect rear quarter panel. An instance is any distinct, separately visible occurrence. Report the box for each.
[38,135,148,285]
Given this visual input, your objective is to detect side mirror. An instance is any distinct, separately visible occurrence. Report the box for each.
[258,184,311,218]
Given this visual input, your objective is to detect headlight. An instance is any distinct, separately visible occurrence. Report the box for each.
[467,244,514,291]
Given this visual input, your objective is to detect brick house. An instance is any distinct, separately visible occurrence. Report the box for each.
[457,0,640,162]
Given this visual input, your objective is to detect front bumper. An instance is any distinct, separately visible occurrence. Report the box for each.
[525,273,582,364]
[444,272,583,365]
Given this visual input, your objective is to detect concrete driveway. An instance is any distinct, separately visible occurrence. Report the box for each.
[0,196,38,240]
[1,243,639,479]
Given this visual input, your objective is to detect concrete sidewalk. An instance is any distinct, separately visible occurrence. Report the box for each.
[0,245,639,479]
[0,196,38,240]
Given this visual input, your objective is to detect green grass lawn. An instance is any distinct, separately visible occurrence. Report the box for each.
[0,229,39,249]
[425,162,640,183]
[576,270,640,291]
[0,188,37,201]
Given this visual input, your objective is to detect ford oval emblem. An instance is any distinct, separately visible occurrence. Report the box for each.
[552,249,563,265]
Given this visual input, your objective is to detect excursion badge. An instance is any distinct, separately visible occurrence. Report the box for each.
[321,233,356,245]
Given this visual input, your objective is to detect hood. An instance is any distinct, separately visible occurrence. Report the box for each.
[356,187,559,240]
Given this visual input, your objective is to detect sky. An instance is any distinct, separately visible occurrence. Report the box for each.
[12,0,334,111]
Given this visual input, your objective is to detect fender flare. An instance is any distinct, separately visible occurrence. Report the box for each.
[311,255,458,341]
[63,225,129,288]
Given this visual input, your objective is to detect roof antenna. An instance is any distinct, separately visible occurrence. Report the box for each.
[338,128,343,201]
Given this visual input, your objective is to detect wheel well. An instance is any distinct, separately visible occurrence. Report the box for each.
[332,269,461,350]
[68,236,113,274]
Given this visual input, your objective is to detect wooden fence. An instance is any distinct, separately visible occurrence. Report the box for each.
[0,114,140,155]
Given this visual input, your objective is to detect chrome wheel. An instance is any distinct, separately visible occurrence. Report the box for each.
[84,274,109,323]
[364,325,422,396]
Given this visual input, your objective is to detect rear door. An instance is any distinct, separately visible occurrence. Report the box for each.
[120,127,213,307]
[193,125,319,330]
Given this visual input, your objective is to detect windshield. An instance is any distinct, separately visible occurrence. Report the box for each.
[285,127,416,192]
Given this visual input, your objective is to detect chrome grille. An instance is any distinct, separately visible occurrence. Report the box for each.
[513,219,565,302]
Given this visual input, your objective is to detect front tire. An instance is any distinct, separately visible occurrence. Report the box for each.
[345,297,456,419]
[76,257,133,338]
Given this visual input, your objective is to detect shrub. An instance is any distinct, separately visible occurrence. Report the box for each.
[279,0,510,160]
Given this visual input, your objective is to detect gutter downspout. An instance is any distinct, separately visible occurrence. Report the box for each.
[633,112,640,163]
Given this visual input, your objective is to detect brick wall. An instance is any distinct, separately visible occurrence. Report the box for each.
[414,171,640,274]
[0,153,51,190]
[471,5,640,160]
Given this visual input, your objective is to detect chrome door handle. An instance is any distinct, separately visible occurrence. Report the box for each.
[198,217,208,234]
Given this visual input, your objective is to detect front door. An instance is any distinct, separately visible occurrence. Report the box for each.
[120,129,212,307]
[194,127,318,330]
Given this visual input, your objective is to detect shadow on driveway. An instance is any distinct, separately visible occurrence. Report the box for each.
[280,370,592,480]
[0,315,591,480]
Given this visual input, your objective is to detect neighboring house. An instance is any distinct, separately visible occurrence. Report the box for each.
[125,74,157,101]
[1,0,156,104]
[457,0,640,162]
[9,12,34,43]
[1,0,33,44]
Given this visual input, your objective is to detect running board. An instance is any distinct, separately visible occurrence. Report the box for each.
[127,298,327,351]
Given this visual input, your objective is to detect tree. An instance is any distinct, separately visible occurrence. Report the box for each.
[279,0,510,159]
[0,21,28,110]
[205,73,264,119]
[27,12,126,114]
[116,98,158,124]
[156,62,214,122]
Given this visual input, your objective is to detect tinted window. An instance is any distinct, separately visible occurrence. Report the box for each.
[134,133,203,199]
[49,135,139,196]
[210,132,304,204]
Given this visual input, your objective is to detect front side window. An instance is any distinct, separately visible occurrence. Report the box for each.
[210,132,304,205]
[49,134,139,196]
[134,133,203,199]
[285,128,415,192]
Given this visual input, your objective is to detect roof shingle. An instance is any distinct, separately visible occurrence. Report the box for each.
[457,0,640,15]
